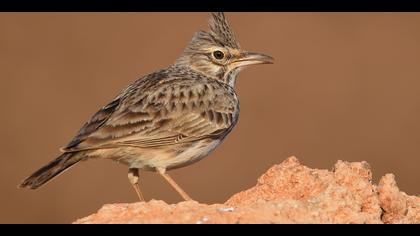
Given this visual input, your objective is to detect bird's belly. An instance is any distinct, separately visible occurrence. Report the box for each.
[100,139,222,171]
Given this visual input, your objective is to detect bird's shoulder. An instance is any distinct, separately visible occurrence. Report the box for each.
[63,67,239,152]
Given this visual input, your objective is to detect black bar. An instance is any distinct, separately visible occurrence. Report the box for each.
[1,0,420,12]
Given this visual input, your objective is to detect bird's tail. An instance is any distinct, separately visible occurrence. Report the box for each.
[19,152,83,189]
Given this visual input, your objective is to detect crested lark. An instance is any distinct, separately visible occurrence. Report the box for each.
[19,13,273,201]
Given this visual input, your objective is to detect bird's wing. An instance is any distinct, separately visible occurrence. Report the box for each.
[62,76,238,152]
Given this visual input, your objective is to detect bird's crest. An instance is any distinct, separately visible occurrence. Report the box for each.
[208,12,240,49]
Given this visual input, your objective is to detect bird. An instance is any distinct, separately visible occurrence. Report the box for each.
[19,12,273,201]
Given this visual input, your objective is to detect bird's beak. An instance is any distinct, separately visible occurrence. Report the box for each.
[232,51,274,67]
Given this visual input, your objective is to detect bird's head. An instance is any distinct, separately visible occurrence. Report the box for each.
[175,12,273,87]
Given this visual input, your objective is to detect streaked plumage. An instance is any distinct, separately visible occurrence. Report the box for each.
[19,12,273,201]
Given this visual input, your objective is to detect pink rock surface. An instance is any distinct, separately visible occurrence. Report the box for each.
[74,157,419,224]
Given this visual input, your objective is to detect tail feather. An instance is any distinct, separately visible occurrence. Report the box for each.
[19,152,83,189]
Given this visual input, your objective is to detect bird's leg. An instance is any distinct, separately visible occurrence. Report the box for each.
[128,168,144,202]
[156,168,192,201]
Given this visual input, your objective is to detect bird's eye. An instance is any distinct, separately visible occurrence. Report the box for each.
[213,50,225,60]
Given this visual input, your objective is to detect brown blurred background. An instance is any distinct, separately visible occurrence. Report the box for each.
[1,13,419,223]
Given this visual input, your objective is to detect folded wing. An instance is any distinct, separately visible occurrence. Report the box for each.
[62,76,238,152]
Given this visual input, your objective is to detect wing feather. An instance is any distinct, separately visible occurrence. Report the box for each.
[63,75,238,152]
